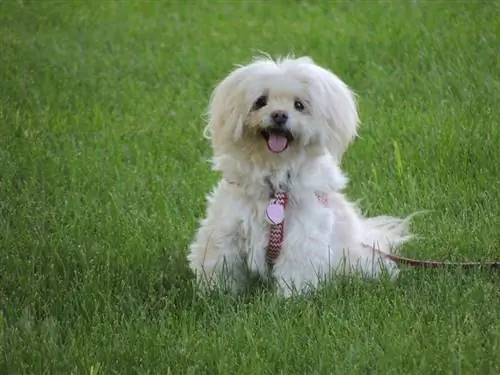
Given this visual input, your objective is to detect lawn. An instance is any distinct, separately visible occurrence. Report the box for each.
[1,1,499,374]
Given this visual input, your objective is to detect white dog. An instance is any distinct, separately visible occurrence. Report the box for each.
[188,55,412,297]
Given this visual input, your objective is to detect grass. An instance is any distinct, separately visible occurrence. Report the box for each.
[1,0,499,373]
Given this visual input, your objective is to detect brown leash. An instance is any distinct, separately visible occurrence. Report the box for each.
[363,244,500,270]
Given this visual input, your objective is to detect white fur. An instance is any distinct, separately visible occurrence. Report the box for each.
[188,55,412,297]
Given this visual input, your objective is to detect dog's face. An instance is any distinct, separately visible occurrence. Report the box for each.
[246,80,313,154]
[206,56,359,163]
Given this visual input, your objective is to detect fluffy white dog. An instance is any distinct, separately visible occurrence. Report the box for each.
[188,55,412,297]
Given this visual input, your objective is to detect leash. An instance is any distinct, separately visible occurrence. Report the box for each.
[265,190,500,270]
[363,244,500,269]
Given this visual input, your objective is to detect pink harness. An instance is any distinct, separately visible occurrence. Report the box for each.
[265,191,329,266]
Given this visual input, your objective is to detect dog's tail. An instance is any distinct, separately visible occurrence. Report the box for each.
[361,213,418,255]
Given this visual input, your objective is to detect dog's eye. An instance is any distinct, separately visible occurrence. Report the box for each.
[294,99,305,112]
[253,95,267,110]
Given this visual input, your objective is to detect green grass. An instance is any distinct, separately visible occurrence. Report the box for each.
[1,1,499,373]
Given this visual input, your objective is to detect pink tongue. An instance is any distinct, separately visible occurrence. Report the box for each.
[267,134,288,153]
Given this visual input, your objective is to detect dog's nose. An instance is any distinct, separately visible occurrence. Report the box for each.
[271,110,288,127]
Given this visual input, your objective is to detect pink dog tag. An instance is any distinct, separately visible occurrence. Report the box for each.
[266,201,285,225]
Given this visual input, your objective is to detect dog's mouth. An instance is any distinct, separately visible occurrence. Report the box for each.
[260,126,294,153]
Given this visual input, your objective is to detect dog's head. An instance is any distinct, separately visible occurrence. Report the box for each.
[205,55,359,164]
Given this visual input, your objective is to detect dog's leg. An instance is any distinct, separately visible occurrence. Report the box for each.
[272,247,332,298]
[187,223,247,295]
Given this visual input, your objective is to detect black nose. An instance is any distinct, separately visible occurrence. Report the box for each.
[271,110,288,127]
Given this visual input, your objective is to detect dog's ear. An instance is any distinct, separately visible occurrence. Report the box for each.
[205,68,247,154]
[307,62,359,162]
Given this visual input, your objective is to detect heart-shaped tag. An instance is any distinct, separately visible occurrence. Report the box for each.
[266,202,285,225]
